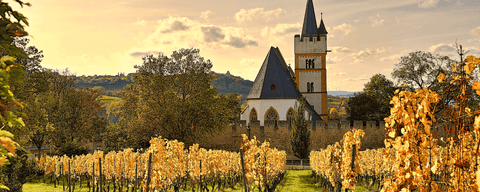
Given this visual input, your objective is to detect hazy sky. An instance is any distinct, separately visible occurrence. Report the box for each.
[13,0,480,92]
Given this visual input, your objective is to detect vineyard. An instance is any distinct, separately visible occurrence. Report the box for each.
[310,55,480,191]
[35,134,286,192]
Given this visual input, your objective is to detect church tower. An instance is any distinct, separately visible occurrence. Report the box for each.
[294,0,328,120]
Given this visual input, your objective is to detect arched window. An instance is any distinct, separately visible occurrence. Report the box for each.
[312,59,315,68]
[308,59,312,69]
[307,82,310,93]
[271,84,275,91]
[250,108,258,121]
[311,82,314,92]
[265,107,279,127]
[287,108,295,127]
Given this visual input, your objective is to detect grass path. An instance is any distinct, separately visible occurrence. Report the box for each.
[276,170,320,192]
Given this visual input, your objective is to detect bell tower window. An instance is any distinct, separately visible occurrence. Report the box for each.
[312,59,315,68]
[311,82,314,92]
[307,82,311,92]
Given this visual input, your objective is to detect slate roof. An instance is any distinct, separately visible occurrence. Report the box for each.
[246,47,299,99]
[318,17,328,34]
[246,47,322,123]
[301,0,318,38]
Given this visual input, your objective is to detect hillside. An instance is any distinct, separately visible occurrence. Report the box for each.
[75,71,253,102]
[75,72,357,104]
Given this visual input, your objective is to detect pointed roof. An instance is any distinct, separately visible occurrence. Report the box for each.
[301,0,318,38]
[246,47,322,124]
[318,13,328,34]
[246,47,299,99]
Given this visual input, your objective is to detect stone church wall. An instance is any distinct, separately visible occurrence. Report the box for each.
[198,119,450,159]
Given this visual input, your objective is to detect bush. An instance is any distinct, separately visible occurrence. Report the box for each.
[1,147,36,192]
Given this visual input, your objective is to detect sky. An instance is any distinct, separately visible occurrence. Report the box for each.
[11,0,480,92]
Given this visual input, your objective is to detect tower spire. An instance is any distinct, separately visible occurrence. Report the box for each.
[301,0,318,38]
[318,12,328,34]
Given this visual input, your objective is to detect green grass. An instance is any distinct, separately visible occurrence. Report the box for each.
[98,95,121,107]
[23,171,373,192]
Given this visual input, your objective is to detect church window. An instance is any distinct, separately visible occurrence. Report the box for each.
[311,82,314,92]
[312,59,315,68]
[250,108,258,122]
[287,108,295,127]
[271,84,275,91]
[307,82,311,92]
[265,107,279,127]
[308,59,312,69]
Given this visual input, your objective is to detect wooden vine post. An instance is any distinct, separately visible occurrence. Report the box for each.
[92,162,95,192]
[68,159,71,192]
[240,149,248,192]
[145,152,153,192]
[99,157,103,192]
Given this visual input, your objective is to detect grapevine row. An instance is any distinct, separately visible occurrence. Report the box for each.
[35,134,286,192]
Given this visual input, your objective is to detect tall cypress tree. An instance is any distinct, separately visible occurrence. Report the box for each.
[289,96,311,159]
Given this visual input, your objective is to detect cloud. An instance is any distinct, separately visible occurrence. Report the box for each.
[200,11,213,20]
[469,26,480,38]
[201,26,225,42]
[134,18,146,26]
[235,8,285,23]
[158,17,191,33]
[129,51,163,58]
[331,23,353,35]
[370,14,385,27]
[428,43,458,58]
[222,27,259,48]
[332,72,346,76]
[418,0,440,8]
[327,57,343,64]
[239,58,256,66]
[261,23,301,37]
[81,54,89,59]
[330,46,351,53]
[379,54,402,62]
[145,17,258,51]
[349,47,387,63]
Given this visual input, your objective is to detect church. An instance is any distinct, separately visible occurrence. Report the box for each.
[240,0,329,127]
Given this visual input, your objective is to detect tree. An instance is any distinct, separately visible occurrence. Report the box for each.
[392,51,454,92]
[354,74,397,121]
[0,0,31,189]
[289,96,310,159]
[392,48,480,120]
[112,48,240,148]
[47,69,106,153]
[347,92,382,121]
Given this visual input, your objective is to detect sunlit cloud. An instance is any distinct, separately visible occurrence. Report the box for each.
[418,0,440,8]
[330,46,351,53]
[331,23,353,35]
[327,57,343,64]
[235,8,285,23]
[469,26,480,38]
[428,43,457,58]
[134,18,146,26]
[349,47,388,63]
[200,10,213,20]
[261,23,301,37]
[370,14,384,27]
[143,16,259,52]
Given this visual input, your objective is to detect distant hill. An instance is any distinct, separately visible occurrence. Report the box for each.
[75,71,254,102]
[328,91,359,97]
[75,72,358,102]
